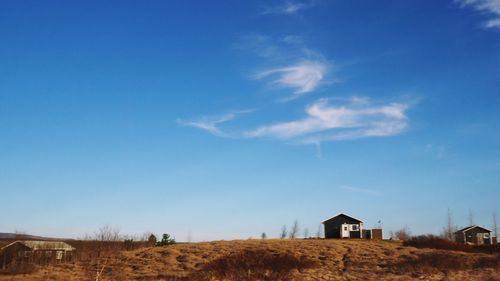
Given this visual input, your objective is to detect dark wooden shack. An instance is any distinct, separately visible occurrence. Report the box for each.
[322,213,364,239]
[0,241,75,269]
[364,228,383,240]
[454,226,493,245]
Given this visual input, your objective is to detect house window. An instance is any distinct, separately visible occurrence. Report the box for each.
[344,226,348,231]
[351,225,359,231]
[484,233,490,239]
[56,251,64,260]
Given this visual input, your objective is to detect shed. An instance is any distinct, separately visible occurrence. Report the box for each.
[0,241,75,269]
[454,225,493,245]
[322,213,364,239]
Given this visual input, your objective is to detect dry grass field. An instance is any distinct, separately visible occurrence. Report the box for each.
[1,239,499,281]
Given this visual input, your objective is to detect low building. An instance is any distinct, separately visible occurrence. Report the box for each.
[322,213,383,240]
[364,228,383,240]
[1,241,75,269]
[454,225,493,245]
[322,213,365,239]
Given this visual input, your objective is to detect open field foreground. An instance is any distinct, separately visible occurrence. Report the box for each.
[1,239,499,281]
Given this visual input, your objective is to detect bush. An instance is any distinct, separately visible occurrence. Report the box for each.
[156,234,176,247]
[123,239,134,251]
[392,226,411,241]
[188,249,318,281]
[403,235,500,254]
[0,261,37,275]
[148,234,157,246]
[391,251,500,274]
[404,235,469,251]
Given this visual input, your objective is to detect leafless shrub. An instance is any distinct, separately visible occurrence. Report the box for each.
[391,251,500,274]
[316,224,323,238]
[148,234,158,246]
[442,208,457,241]
[493,212,498,241]
[69,228,151,261]
[404,235,469,251]
[188,249,318,281]
[0,261,37,275]
[96,225,121,242]
[82,258,110,281]
[404,234,500,254]
[391,226,411,241]
[289,220,299,239]
[280,225,287,239]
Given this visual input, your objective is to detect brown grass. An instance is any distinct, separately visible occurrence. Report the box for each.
[404,235,500,254]
[0,239,499,281]
[0,261,37,276]
[391,251,491,273]
[188,249,318,281]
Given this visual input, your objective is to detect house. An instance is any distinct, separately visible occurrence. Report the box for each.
[454,225,493,245]
[1,240,75,269]
[322,213,365,239]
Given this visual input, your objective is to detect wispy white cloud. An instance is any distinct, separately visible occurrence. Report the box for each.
[233,34,322,61]
[234,33,331,100]
[282,35,304,45]
[232,34,280,58]
[425,144,448,160]
[255,61,328,98]
[177,110,254,138]
[178,97,410,146]
[456,0,500,29]
[244,98,408,143]
[261,0,319,15]
[338,185,381,196]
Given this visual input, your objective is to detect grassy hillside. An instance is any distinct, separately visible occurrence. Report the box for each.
[1,239,499,281]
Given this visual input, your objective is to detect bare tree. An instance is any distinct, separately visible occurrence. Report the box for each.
[289,220,299,239]
[316,224,323,239]
[493,212,498,240]
[138,232,155,242]
[303,228,309,239]
[84,257,108,281]
[280,225,287,239]
[443,208,455,241]
[13,230,27,240]
[468,208,474,226]
[147,234,157,246]
[392,226,411,241]
[96,225,121,241]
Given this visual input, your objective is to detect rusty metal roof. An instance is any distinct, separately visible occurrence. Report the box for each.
[0,240,75,251]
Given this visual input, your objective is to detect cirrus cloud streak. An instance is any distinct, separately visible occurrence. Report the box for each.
[179,97,410,145]
[245,98,408,143]
[457,0,500,28]
[255,61,328,98]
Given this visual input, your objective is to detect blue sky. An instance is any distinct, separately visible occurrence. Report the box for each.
[0,0,499,241]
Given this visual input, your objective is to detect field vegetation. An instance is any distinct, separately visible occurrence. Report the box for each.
[1,239,499,281]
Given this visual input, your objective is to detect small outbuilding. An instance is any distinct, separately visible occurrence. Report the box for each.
[1,240,75,269]
[322,213,364,239]
[454,225,493,245]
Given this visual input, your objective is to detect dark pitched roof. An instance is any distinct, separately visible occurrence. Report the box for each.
[321,213,363,224]
[454,225,492,234]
